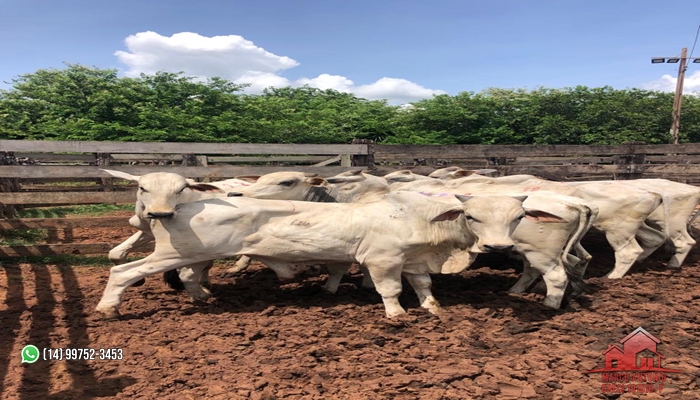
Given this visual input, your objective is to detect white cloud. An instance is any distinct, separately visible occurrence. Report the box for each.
[115,31,444,104]
[642,70,700,94]
[296,74,355,93]
[115,31,298,80]
[355,78,447,104]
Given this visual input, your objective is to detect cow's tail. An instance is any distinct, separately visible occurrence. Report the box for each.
[562,204,596,297]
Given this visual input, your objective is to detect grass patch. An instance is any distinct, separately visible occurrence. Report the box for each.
[0,229,49,245]
[0,254,116,266]
[15,203,133,218]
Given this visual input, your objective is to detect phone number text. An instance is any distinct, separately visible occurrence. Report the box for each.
[42,348,123,361]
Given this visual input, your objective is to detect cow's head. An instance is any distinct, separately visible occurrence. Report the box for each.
[325,170,390,202]
[432,194,567,253]
[428,166,469,179]
[383,170,431,183]
[231,172,333,202]
[101,169,223,220]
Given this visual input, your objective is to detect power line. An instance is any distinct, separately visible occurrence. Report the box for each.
[689,24,700,60]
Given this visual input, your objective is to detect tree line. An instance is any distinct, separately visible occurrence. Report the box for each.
[1,64,698,145]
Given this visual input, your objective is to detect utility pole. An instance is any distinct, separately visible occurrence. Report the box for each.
[652,48,700,144]
[670,47,688,144]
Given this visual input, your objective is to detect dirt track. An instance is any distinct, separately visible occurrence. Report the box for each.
[1,226,700,399]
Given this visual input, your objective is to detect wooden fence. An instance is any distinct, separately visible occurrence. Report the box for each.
[3,139,700,257]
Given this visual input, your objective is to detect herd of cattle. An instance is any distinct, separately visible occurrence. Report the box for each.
[94,167,700,320]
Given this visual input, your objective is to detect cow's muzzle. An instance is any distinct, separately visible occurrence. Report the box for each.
[147,212,175,219]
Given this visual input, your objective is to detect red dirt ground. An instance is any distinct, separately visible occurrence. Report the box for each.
[1,223,699,399]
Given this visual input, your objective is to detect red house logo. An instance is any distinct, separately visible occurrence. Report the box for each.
[587,327,681,373]
[585,327,682,395]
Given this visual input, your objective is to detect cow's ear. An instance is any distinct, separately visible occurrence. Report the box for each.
[524,208,568,223]
[455,194,472,203]
[188,183,224,193]
[431,209,463,222]
[513,195,528,203]
[384,170,414,182]
[472,168,498,176]
[451,170,473,178]
[326,175,362,184]
[235,175,261,183]
[386,174,415,183]
[325,177,348,184]
[308,177,328,186]
[101,169,140,182]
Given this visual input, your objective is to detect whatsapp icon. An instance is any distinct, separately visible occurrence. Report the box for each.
[21,345,40,364]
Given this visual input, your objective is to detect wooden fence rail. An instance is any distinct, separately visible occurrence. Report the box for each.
[3,139,700,256]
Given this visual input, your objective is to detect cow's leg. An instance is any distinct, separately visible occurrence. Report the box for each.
[604,228,647,279]
[512,250,567,308]
[201,261,213,287]
[539,264,568,309]
[322,263,351,293]
[363,260,406,318]
[177,261,213,301]
[109,231,155,287]
[665,216,697,269]
[358,265,375,289]
[509,259,541,294]
[96,256,198,319]
[667,232,695,269]
[108,231,154,264]
[224,255,252,276]
[572,243,592,277]
[634,223,668,263]
[403,273,441,314]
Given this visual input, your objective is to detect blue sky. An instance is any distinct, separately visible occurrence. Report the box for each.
[2,0,700,103]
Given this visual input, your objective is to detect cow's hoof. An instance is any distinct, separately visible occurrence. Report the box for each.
[97,307,121,320]
[130,278,146,287]
[190,292,212,302]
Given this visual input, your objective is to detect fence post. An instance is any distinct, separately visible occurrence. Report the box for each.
[195,155,210,182]
[0,152,20,218]
[339,154,352,167]
[614,142,645,180]
[350,139,374,168]
[96,153,113,191]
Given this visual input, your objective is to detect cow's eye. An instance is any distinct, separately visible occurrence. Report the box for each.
[465,215,476,222]
[278,180,296,187]
[517,214,526,220]
[139,187,148,193]
[176,186,187,194]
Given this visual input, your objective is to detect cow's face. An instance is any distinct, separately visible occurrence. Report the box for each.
[457,195,526,252]
[101,170,222,220]
[325,171,389,202]
[451,195,566,253]
[232,172,330,201]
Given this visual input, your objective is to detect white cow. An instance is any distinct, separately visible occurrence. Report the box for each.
[413,170,700,272]
[95,192,561,319]
[579,179,700,270]
[325,171,597,308]
[104,170,332,289]
[103,169,255,265]
[433,172,700,273]
[387,171,665,279]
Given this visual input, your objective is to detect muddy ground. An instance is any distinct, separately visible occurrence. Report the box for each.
[1,220,699,399]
